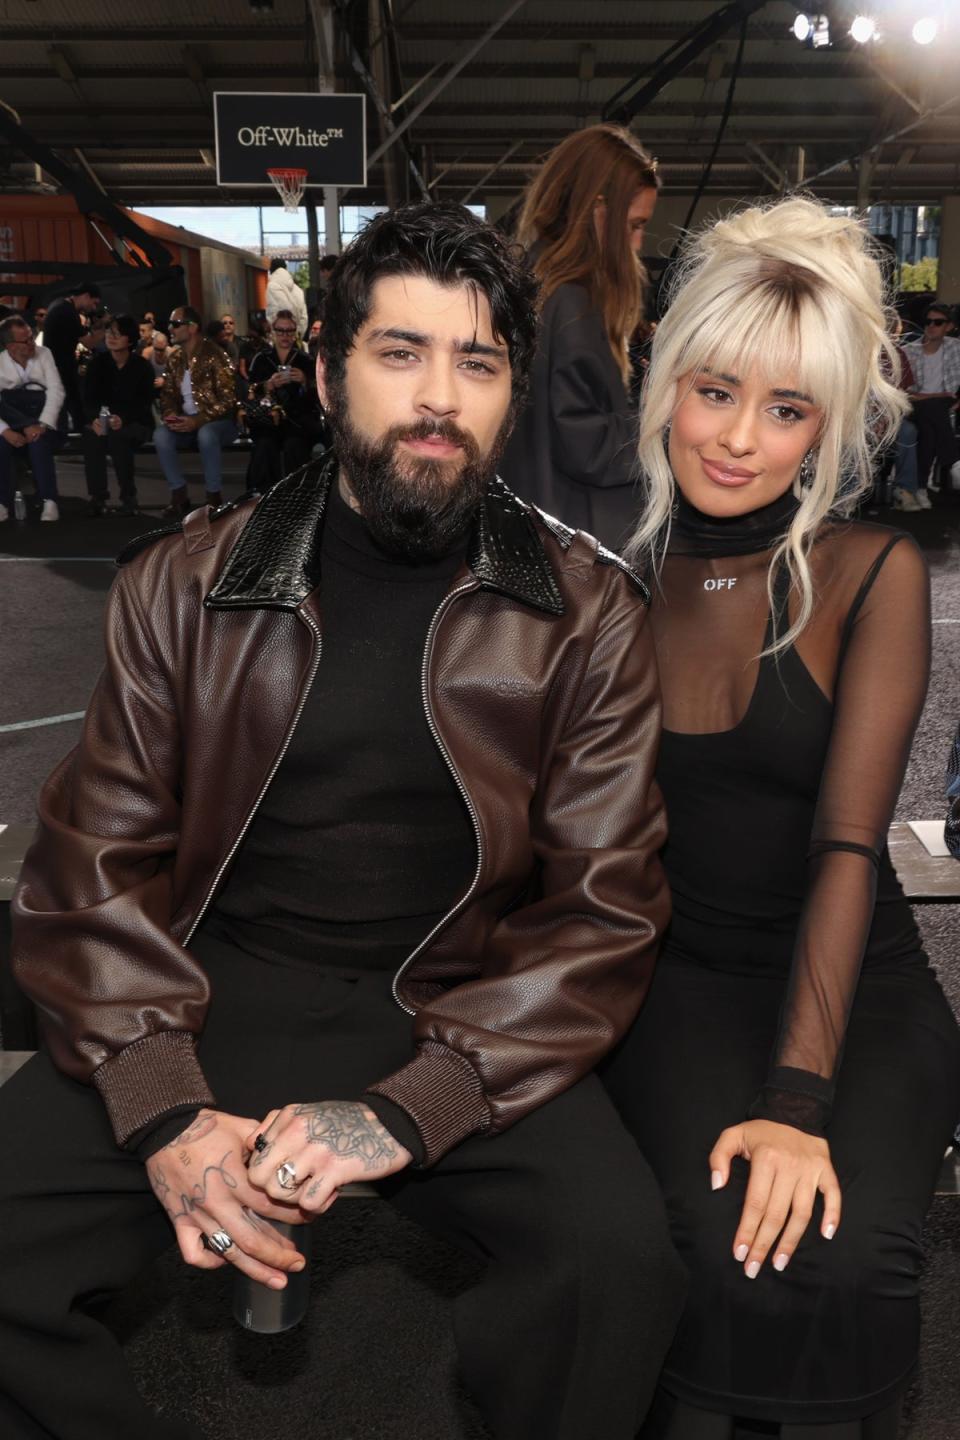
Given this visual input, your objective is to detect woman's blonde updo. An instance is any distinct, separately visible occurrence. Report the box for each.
[626,195,908,652]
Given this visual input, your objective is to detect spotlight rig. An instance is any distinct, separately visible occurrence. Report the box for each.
[791,7,946,49]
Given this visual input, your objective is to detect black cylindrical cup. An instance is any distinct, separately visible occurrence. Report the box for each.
[232,1221,312,1333]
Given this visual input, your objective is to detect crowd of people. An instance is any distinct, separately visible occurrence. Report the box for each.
[1,123,959,1440]
[0,258,332,522]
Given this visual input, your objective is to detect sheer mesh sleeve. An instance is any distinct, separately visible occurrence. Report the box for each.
[750,535,931,1135]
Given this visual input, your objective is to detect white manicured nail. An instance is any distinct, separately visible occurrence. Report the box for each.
[734,1244,749,1262]
[773,1253,788,1272]
[745,1260,760,1280]
[824,1223,836,1240]
[711,1171,724,1191]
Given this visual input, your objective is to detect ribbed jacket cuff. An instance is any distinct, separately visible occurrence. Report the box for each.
[91,1031,216,1148]
[366,1042,490,1167]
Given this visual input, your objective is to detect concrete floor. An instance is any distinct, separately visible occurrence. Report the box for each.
[1,454,959,1437]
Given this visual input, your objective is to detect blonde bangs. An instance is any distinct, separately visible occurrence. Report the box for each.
[672,275,850,419]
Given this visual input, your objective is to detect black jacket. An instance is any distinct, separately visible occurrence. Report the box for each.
[500,283,641,552]
[42,298,85,407]
[82,351,156,429]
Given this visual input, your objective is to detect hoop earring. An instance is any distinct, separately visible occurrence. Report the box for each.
[798,449,817,487]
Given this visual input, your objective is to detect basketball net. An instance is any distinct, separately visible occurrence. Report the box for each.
[267,167,308,214]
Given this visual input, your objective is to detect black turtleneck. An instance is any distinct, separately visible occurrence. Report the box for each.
[209,481,477,974]
[671,487,802,557]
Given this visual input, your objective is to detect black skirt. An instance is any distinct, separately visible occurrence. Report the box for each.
[601,947,960,1424]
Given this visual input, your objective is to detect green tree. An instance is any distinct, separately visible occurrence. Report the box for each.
[900,257,939,293]
[294,262,310,292]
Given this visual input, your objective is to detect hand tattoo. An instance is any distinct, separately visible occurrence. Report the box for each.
[148,1151,237,1223]
[293,1101,398,1172]
[163,1110,218,1150]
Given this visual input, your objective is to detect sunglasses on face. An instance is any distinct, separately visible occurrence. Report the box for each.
[925,317,948,327]
[273,327,296,335]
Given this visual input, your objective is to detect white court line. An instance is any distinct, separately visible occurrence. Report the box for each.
[0,712,85,734]
[933,619,960,624]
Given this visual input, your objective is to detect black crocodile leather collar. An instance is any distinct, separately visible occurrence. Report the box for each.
[205,453,565,616]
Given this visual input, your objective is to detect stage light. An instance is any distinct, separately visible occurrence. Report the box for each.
[850,15,877,43]
[811,15,831,47]
[912,17,938,45]
[792,13,831,46]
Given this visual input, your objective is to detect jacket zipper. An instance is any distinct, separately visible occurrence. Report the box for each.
[184,609,323,945]
[391,580,484,1016]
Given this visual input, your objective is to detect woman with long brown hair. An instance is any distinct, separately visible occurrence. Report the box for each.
[500,123,660,548]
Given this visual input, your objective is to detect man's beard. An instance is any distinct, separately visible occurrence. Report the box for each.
[326,386,513,562]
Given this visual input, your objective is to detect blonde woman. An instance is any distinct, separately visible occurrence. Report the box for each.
[602,197,960,1439]
[499,124,659,549]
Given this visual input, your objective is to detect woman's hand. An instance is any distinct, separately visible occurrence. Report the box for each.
[710,1119,841,1277]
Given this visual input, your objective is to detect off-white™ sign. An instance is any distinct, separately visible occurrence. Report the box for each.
[238,126,345,147]
[214,92,366,188]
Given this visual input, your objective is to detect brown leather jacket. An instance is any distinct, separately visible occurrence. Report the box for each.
[159,337,236,426]
[12,458,669,1164]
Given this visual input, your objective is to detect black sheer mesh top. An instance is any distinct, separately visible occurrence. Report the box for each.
[652,493,930,1134]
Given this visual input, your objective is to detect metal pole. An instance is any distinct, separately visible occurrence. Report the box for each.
[366,0,528,168]
[324,188,341,253]
[305,195,321,289]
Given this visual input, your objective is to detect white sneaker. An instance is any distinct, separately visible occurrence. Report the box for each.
[892,486,922,512]
[916,489,933,510]
[0,504,8,522]
[951,461,960,492]
[40,499,59,522]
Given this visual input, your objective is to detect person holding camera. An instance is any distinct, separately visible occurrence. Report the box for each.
[81,314,156,516]
[0,311,65,522]
[243,308,324,492]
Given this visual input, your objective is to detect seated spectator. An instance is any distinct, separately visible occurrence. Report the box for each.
[0,311,65,522]
[307,315,323,360]
[220,312,241,364]
[890,318,921,512]
[902,302,960,503]
[243,308,325,492]
[154,305,238,516]
[265,257,308,336]
[206,318,231,353]
[142,329,169,386]
[31,305,48,345]
[238,310,270,382]
[43,281,101,431]
[137,317,156,353]
[81,314,155,516]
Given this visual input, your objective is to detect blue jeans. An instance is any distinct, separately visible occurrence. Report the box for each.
[152,417,238,493]
[894,417,919,494]
[0,429,58,507]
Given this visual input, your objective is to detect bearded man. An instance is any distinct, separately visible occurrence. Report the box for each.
[3,203,683,1440]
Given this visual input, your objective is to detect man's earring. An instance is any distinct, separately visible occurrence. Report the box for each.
[798,450,817,487]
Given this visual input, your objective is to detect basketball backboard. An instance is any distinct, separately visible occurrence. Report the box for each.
[214,93,367,190]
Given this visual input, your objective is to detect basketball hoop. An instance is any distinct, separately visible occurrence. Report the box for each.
[267,167,308,214]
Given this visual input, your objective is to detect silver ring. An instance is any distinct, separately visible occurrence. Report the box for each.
[276,1160,299,1191]
[204,1229,233,1257]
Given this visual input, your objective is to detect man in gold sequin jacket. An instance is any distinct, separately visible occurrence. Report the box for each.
[153,303,238,515]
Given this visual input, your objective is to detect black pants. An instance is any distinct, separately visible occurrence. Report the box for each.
[246,424,315,493]
[0,936,685,1440]
[82,422,150,501]
[912,397,958,487]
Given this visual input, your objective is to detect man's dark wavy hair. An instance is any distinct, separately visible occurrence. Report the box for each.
[319,202,540,405]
